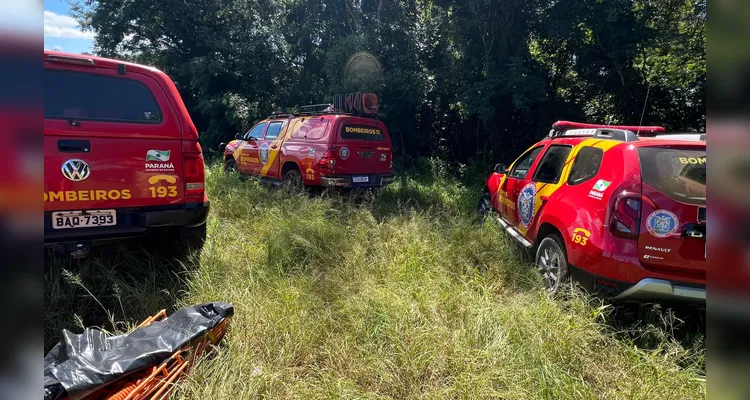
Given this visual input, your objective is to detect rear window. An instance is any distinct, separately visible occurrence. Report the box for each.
[637,147,706,205]
[340,124,385,141]
[568,147,604,185]
[533,145,572,183]
[291,118,329,140]
[45,70,162,123]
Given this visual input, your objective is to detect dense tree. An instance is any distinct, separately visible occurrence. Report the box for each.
[72,0,705,164]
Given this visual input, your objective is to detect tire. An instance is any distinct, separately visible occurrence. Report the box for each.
[224,158,237,174]
[144,224,206,260]
[534,233,570,293]
[282,168,304,192]
[476,191,492,224]
[180,223,207,251]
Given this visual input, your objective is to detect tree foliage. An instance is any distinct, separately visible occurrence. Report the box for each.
[73,0,705,164]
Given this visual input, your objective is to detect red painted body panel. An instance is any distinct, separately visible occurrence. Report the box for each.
[483,124,706,296]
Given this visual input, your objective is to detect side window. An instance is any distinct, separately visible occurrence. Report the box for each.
[508,146,544,179]
[567,147,604,185]
[532,145,573,184]
[291,118,330,140]
[244,122,267,140]
[44,69,162,123]
[264,121,285,140]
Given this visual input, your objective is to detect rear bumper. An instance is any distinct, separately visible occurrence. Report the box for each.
[569,265,705,304]
[321,174,395,188]
[611,278,706,303]
[44,202,209,245]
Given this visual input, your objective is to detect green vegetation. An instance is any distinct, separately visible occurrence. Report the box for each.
[72,0,705,163]
[45,162,705,399]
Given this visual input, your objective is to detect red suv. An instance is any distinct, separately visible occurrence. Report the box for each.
[480,121,706,303]
[44,51,209,257]
[221,93,394,189]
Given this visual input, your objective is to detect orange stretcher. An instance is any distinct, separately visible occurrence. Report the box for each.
[44,302,234,400]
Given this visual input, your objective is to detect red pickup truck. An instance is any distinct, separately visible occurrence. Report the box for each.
[221,94,395,189]
[44,51,209,257]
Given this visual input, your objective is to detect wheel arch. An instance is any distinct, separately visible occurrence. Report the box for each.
[281,161,300,176]
[534,220,567,256]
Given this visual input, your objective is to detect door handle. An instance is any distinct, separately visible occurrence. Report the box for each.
[57,139,90,153]
[682,224,706,239]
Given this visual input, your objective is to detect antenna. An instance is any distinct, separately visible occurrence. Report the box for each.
[639,87,650,127]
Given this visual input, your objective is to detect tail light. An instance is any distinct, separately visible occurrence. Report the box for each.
[610,194,641,240]
[183,141,206,203]
[319,148,336,174]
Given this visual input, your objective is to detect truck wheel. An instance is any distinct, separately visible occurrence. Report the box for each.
[476,191,492,224]
[144,224,206,260]
[180,223,207,251]
[282,169,304,192]
[224,158,237,174]
[535,233,570,293]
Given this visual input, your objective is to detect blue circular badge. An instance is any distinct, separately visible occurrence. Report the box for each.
[646,209,680,238]
[259,143,270,164]
[517,182,536,228]
[339,147,350,160]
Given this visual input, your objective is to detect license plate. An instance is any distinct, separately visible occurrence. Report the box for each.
[52,209,116,230]
[352,176,369,183]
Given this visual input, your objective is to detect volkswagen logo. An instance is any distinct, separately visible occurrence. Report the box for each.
[61,159,91,182]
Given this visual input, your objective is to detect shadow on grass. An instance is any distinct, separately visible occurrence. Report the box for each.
[604,301,706,370]
[44,240,201,352]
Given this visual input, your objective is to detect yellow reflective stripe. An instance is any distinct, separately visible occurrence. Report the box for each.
[231,141,242,161]
[260,121,295,175]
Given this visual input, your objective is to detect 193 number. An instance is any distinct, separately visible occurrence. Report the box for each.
[149,186,178,198]
[571,233,588,246]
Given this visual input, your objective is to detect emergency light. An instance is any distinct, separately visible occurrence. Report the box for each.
[552,121,665,134]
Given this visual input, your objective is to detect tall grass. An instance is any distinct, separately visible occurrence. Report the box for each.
[45,160,705,399]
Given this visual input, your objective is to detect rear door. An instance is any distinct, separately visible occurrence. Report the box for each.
[44,67,184,213]
[258,120,288,180]
[500,145,545,227]
[333,118,393,178]
[636,146,706,277]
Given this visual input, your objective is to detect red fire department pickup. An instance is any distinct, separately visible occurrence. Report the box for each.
[220,93,395,189]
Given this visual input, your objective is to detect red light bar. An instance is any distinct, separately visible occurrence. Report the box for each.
[552,120,665,134]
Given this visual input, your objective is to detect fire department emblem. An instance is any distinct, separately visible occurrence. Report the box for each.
[646,209,679,238]
[259,143,270,164]
[517,182,536,228]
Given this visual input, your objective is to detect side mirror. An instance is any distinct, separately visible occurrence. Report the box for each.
[219,142,227,152]
[494,163,508,174]
[235,132,244,140]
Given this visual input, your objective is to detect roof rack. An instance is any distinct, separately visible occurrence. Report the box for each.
[640,132,706,142]
[267,111,296,119]
[549,128,640,142]
[272,93,380,119]
[552,120,665,134]
[297,104,337,115]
